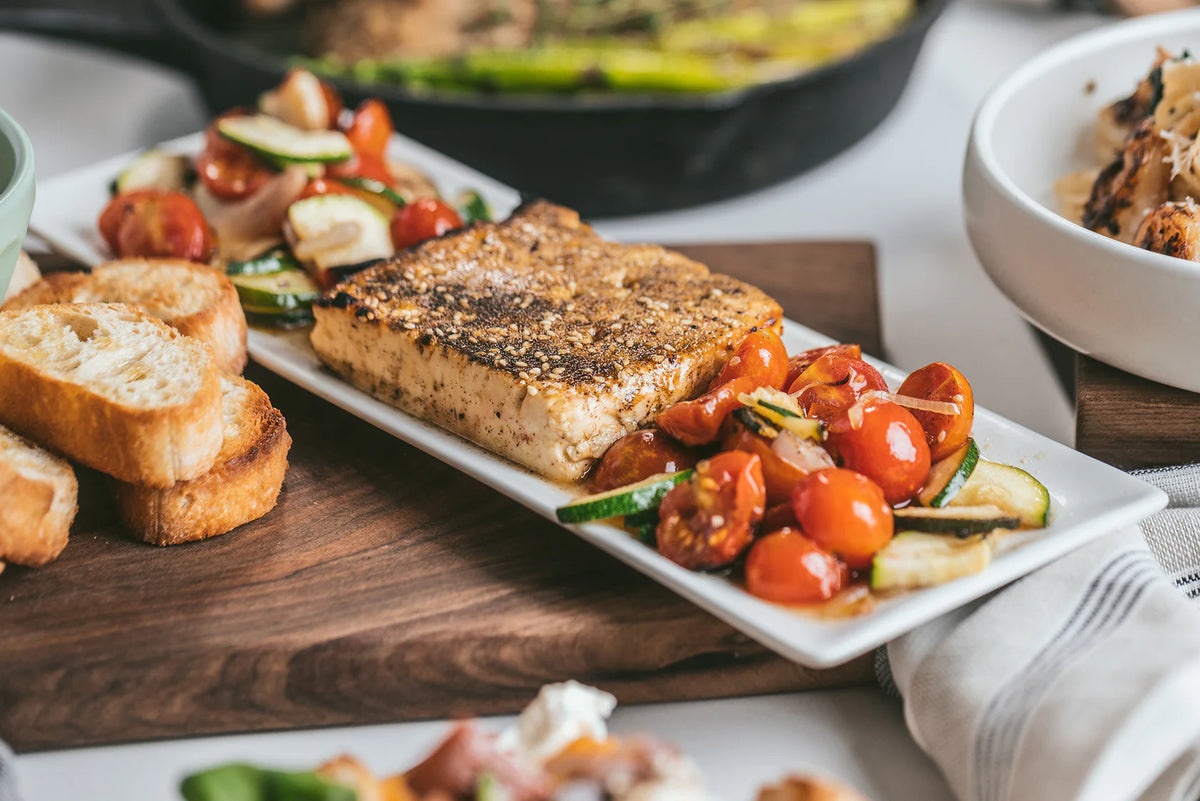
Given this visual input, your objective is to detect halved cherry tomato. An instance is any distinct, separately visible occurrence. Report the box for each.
[196,113,274,201]
[299,178,359,200]
[390,198,464,250]
[710,328,789,390]
[657,451,766,570]
[788,353,888,422]
[592,429,698,492]
[657,375,757,447]
[720,415,832,505]
[98,190,215,262]
[784,344,862,390]
[825,399,930,505]
[319,80,343,129]
[791,468,893,569]
[745,528,846,604]
[897,362,975,462]
[342,99,394,160]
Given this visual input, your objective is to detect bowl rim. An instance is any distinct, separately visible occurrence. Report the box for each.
[969,8,1200,280]
[0,108,33,212]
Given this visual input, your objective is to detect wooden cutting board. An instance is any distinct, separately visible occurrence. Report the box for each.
[0,241,881,753]
[1076,355,1200,468]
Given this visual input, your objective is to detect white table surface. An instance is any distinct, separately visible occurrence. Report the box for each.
[0,4,1110,799]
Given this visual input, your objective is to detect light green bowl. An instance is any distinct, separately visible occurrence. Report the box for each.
[0,109,35,300]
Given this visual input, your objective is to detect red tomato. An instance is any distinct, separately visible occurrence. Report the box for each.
[343,99,394,160]
[98,190,214,262]
[720,415,833,505]
[657,376,758,447]
[390,198,464,250]
[826,399,931,505]
[791,469,893,569]
[299,178,359,200]
[762,502,799,532]
[784,344,862,390]
[788,353,888,422]
[711,328,789,390]
[319,81,343,129]
[196,114,274,201]
[657,451,766,570]
[897,362,975,462]
[327,151,395,185]
[745,528,846,604]
[592,429,699,492]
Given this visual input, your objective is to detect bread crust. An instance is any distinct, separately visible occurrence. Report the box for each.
[1,259,248,375]
[0,459,76,567]
[0,303,224,486]
[112,377,291,545]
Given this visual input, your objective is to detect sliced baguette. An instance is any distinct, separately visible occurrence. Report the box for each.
[112,375,291,545]
[0,423,77,567]
[0,302,224,486]
[3,251,43,302]
[2,259,248,374]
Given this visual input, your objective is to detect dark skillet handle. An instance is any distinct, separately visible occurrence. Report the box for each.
[0,2,193,74]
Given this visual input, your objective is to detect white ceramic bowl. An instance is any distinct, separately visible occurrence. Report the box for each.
[964,11,1200,392]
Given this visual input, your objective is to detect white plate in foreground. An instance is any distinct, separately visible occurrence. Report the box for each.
[32,132,1167,668]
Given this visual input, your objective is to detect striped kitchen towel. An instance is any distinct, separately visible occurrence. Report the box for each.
[885,465,1200,801]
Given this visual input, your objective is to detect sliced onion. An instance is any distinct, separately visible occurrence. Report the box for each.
[292,220,361,259]
[862,390,961,415]
[771,429,835,473]
[209,165,309,248]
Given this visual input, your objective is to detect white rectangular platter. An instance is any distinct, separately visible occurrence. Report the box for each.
[30,131,1168,668]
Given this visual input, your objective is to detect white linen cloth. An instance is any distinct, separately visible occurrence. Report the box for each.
[883,464,1200,801]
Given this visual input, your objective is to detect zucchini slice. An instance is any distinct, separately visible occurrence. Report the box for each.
[217,114,353,165]
[737,386,823,442]
[287,194,395,273]
[232,269,321,311]
[226,247,301,277]
[948,460,1051,528]
[456,189,493,224]
[732,406,780,438]
[340,176,408,207]
[871,531,995,592]
[112,149,193,195]
[556,470,693,524]
[243,307,315,328]
[623,508,660,546]
[918,437,979,508]
[892,504,1020,538]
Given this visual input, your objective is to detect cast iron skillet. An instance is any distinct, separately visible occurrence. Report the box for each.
[0,0,950,216]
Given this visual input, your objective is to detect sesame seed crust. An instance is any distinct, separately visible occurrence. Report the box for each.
[315,201,781,394]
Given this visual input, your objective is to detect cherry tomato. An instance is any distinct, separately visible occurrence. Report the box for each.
[784,344,862,390]
[897,362,975,462]
[196,113,274,201]
[390,198,464,250]
[319,81,343,129]
[711,328,789,390]
[657,451,766,570]
[745,528,846,604]
[98,190,215,262]
[826,399,930,505]
[592,429,699,492]
[791,468,893,569]
[342,99,394,160]
[789,353,888,422]
[721,415,828,505]
[762,502,799,532]
[657,375,758,447]
[299,178,359,200]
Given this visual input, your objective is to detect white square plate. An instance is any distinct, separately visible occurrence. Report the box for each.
[30,132,1167,667]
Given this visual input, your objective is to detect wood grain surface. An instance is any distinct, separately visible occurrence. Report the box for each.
[1076,355,1200,469]
[0,241,880,753]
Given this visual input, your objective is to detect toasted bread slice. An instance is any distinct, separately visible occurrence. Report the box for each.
[311,201,781,481]
[0,302,224,486]
[0,423,77,567]
[112,375,291,545]
[2,259,248,374]
[3,251,43,302]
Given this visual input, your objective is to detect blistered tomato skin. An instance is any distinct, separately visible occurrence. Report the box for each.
[784,344,863,389]
[657,375,758,446]
[826,400,931,505]
[657,451,766,570]
[100,190,215,262]
[791,468,893,569]
[745,528,845,604]
[721,418,809,505]
[788,353,888,421]
[390,198,464,250]
[591,429,699,492]
[897,362,975,462]
[711,328,790,390]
